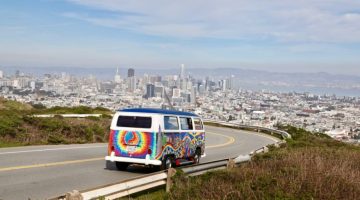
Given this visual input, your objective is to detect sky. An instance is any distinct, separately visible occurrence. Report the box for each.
[0,0,360,74]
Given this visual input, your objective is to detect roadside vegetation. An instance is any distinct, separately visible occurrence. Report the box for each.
[126,125,360,200]
[0,98,112,147]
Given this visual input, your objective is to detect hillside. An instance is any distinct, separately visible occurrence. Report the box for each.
[0,98,112,147]
[128,126,360,200]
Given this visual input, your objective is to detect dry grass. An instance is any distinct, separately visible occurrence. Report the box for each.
[168,148,360,200]
[0,98,112,147]
[117,126,360,200]
[166,127,360,200]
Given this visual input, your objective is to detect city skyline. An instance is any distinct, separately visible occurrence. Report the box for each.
[1,1,360,74]
[1,64,360,97]
[1,64,359,144]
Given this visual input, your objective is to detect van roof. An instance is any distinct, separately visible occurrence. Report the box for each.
[119,108,199,117]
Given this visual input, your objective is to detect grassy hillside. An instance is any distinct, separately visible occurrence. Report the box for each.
[127,126,360,200]
[0,98,112,147]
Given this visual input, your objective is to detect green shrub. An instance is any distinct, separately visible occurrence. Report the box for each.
[0,98,111,146]
[47,134,66,144]
[159,124,360,200]
[38,118,63,132]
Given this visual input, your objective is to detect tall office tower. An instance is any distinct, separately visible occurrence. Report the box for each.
[198,84,205,94]
[221,79,227,91]
[30,81,36,90]
[146,83,155,99]
[180,79,187,90]
[127,76,136,92]
[180,64,185,79]
[228,75,234,90]
[190,86,197,105]
[143,74,149,84]
[114,67,121,83]
[172,88,181,98]
[0,70,3,79]
[155,86,164,98]
[61,72,66,79]
[205,76,210,91]
[128,68,135,77]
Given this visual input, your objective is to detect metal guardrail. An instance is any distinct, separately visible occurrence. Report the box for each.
[203,120,292,139]
[32,114,103,118]
[49,122,290,200]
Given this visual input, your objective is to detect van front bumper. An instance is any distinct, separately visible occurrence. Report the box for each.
[105,151,162,166]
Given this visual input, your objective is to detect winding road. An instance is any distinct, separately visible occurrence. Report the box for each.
[0,125,279,200]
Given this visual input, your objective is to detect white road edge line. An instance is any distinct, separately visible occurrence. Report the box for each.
[208,126,279,143]
[0,145,107,155]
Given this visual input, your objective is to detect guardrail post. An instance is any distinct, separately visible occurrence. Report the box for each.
[65,190,83,200]
[263,146,269,153]
[166,168,177,193]
[274,142,280,148]
[227,158,235,169]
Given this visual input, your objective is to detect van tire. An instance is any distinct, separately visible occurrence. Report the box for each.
[115,162,129,170]
[194,149,201,164]
[160,155,174,170]
[105,160,113,169]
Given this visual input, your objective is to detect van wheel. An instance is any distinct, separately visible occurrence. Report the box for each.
[194,149,201,164]
[160,156,174,170]
[115,162,129,170]
[105,160,113,169]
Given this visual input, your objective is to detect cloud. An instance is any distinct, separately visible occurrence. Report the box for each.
[62,0,360,43]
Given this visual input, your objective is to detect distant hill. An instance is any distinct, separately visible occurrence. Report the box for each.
[1,66,360,96]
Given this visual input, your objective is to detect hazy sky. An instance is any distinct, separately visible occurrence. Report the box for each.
[1,0,359,74]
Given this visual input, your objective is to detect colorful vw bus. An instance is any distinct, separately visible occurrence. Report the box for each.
[105,108,205,170]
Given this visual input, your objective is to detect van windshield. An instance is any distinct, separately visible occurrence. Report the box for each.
[117,116,152,128]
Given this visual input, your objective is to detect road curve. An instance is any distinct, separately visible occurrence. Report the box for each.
[0,126,279,200]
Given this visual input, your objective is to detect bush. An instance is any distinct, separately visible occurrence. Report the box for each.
[0,110,22,137]
[48,134,66,144]
[0,98,111,146]
[38,118,63,132]
[165,125,360,200]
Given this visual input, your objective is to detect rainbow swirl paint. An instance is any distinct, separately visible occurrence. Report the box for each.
[155,131,205,160]
[112,130,157,159]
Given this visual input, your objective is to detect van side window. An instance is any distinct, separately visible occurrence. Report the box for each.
[194,118,203,130]
[117,116,152,128]
[164,116,179,130]
[180,117,193,130]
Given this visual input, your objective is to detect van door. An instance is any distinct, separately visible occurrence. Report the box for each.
[179,117,194,159]
[161,116,180,159]
[193,118,205,156]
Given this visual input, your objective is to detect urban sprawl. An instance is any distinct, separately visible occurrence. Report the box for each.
[0,66,359,143]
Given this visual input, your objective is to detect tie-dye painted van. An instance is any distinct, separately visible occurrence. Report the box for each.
[105,108,205,170]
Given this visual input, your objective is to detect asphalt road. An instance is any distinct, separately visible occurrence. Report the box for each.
[0,126,279,200]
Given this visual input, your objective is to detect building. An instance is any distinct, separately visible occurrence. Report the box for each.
[127,76,136,92]
[180,79,187,90]
[198,84,205,94]
[228,75,234,90]
[0,70,3,79]
[114,67,121,83]
[145,83,155,99]
[251,111,265,120]
[30,81,36,90]
[172,88,181,98]
[221,79,227,91]
[180,64,185,79]
[128,68,135,78]
[155,86,164,97]
[190,86,197,105]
